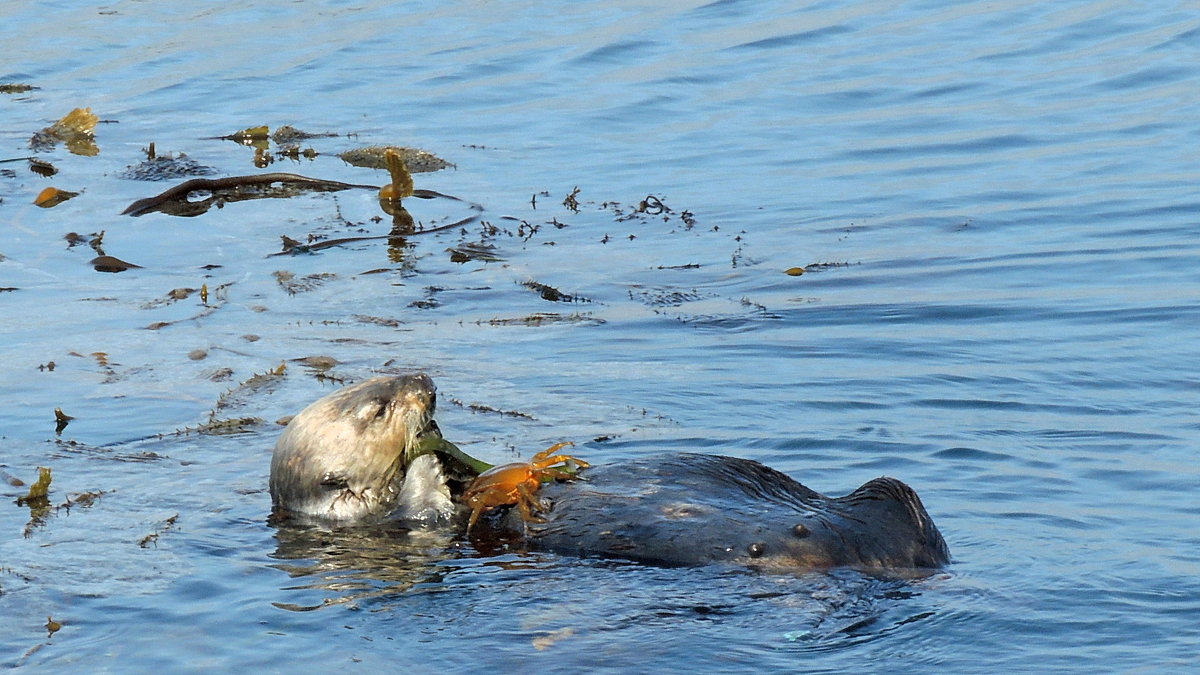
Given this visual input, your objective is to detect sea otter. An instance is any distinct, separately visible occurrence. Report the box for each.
[270,374,459,523]
[269,375,950,570]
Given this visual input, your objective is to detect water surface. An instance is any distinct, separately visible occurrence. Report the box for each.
[2,0,1198,671]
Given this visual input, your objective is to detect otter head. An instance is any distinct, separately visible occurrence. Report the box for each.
[269,374,444,523]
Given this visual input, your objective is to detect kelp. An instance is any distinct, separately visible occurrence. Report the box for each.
[137,514,179,548]
[520,280,589,303]
[338,145,453,173]
[121,172,377,217]
[28,158,56,177]
[33,187,78,208]
[53,407,73,434]
[15,467,52,506]
[378,148,414,201]
[30,107,99,156]
[119,143,216,181]
[144,281,234,329]
[90,255,142,273]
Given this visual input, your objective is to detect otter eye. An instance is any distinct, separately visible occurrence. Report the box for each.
[374,401,390,419]
[320,472,349,489]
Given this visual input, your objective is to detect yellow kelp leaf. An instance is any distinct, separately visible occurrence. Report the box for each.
[784,267,806,276]
[34,187,78,207]
[226,125,269,141]
[379,148,414,201]
[33,107,100,156]
[17,467,52,505]
[52,107,98,136]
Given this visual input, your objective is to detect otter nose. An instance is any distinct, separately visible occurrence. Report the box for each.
[400,373,436,412]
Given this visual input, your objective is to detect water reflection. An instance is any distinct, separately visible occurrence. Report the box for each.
[269,521,462,611]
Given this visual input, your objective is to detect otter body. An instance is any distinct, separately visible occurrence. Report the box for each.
[270,376,950,570]
[499,453,949,569]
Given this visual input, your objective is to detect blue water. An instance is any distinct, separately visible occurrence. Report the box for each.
[2,0,1198,671]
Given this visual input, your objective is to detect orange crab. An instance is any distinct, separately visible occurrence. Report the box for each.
[461,442,590,531]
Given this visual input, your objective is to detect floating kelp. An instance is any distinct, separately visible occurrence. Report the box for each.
[338,145,453,173]
[275,145,319,162]
[379,148,414,201]
[521,280,589,303]
[137,514,178,548]
[1,83,39,94]
[478,312,604,327]
[90,255,142,273]
[803,261,856,270]
[17,467,53,538]
[16,467,52,506]
[447,397,535,420]
[273,190,484,256]
[119,143,216,181]
[211,362,286,413]
[33,187,78,208]
[64,230,98,248]
[140,287,199,309]
[274,270,336,295]
[167,416,263,436]
[784,267,806,276]
[272,125,337,143]
[354,314,402,327]
[121,172,377,217]
[447,241,503,263]
[53,407,73,434]
[378,148,417,230]
[144,281,233,329]
[219,125,270,144]
[28,158,56,177]
[30,107,99,156]
[562,186,581,212]
[290,355,339,372]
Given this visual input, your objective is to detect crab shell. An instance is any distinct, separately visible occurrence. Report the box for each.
[461,442,589,530]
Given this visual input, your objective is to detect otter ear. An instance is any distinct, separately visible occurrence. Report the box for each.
[319,471,350,490]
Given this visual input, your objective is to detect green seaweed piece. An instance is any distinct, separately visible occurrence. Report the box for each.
[17,467,52,505]
[410,435,492,476]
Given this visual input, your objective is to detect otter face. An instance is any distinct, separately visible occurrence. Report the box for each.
[270,374,440,522]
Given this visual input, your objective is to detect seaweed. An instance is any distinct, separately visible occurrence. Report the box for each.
[29,107,99,156]
[122,173,378,217]
[33,187,77,208]
[520,280,589,303]
[137,514,179,548]
[447,397,535,420]
[338,145,453,173]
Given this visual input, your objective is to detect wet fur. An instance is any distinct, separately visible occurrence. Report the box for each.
[269,374,449,522]
[501,453,950,570]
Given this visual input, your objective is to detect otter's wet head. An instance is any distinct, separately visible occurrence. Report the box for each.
[269,374,439,523]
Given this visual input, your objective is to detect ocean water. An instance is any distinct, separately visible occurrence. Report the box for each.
[2,0,1197,671]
